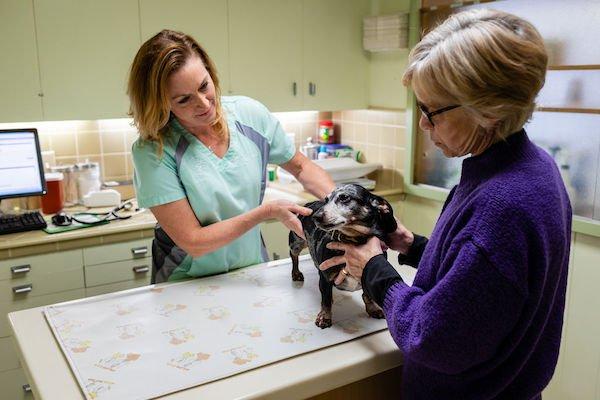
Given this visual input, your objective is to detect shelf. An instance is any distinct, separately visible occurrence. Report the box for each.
[536,107,600,115]
[547,65,600,71]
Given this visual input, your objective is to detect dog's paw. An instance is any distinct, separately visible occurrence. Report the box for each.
[367,308,385,319]
[315,311,332,329]
[292,271,304,281]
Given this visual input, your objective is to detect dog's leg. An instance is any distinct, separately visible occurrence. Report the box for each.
[289,231,307,281]
[316,273,334,328]
[362,292,384,319]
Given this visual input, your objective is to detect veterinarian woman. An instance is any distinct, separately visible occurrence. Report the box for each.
[320,9,571,400]
[129,30,335,283]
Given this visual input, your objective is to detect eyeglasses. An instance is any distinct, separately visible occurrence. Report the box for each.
[417,102,461,126]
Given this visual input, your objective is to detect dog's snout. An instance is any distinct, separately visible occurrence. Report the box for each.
[313,209,324,223]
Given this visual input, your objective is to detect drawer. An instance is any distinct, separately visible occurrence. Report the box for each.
[85,278,151,298]
[0,249,83,281]
[0,336,19,372]
[2,288,86,337]
[83,238,153,266]
[0,368,33,400]
[0,264,84,303]
[85,258,152,287]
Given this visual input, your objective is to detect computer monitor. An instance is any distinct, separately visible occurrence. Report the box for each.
[0,128,46,200]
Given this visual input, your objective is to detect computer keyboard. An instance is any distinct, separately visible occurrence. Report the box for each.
[0,211,47,235]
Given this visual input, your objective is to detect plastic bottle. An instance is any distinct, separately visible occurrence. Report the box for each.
[300,137,319,160]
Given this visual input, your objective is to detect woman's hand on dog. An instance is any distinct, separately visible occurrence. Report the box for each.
[386,218,414,254]
[319,236,383,285]
[265,200,312,239]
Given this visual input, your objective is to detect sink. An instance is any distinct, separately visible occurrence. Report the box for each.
[277,158,381,183]
[263,187,307,205]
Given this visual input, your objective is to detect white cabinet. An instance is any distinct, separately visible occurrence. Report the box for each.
[229,0,370,112]
[139,0,230,93]
[228,0,304,111]
[0,0,43,122]
[544,233,600,400]
[33,0,141,120]
[83,238,153,295]
[0,0,371,123]
[302,0,370,111]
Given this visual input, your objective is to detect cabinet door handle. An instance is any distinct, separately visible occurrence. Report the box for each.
[131,246,148,256]
[133,265,150,274]
[292,81,297,96]
[11,264,31,275]
[309,82,317,96]
[13,284,33,294]
[23,384,32,393]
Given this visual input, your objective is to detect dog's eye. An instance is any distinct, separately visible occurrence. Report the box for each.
[338,193,349,202]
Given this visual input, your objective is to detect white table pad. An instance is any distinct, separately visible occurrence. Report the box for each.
[43,256,388,400]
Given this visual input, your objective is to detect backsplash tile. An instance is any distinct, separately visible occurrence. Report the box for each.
[333,109,407,188]
[0,108,406,189]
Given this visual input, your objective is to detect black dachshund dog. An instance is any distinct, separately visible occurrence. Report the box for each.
[289,184,397,328]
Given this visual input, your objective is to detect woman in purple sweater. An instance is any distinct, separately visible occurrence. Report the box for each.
[320,8,571,400]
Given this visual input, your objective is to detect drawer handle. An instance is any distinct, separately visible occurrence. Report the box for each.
[11,264,31,275]
[133,265,150,274]
[23,384,32,393]
[13,284,33,294]
[131,246,148,256]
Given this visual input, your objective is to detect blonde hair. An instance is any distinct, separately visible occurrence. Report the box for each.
[403,8,548,140]
[127,30,227,151]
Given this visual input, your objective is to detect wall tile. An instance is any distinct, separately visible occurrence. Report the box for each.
[54,156,78,166]
[126,154,134,179]
[395,126,407,147]
[380,147,395,169]
[51,132,77,157]
[77,131,101,156]
[102,154,126,180]
[125,130,139,152]
[340,121,353,142]
[341,110,354,122]
[367,125,381,146]
[101,131,126,154]
[0,109,409,196]
[393,148,406,170]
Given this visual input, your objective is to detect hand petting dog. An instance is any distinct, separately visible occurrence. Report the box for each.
[319,236,383,285]
[266,199,312,239]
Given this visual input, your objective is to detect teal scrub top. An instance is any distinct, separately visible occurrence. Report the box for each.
[132,96,295,280]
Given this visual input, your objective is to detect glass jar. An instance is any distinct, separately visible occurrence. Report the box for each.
[77,162,101,201]
[318,120,335,144]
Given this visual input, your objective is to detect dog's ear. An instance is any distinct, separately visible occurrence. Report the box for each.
[370,195,397,234]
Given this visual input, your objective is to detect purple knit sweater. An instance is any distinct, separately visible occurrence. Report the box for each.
[363,130,572,399]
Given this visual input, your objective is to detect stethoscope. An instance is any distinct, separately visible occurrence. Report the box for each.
[51,200,135,227]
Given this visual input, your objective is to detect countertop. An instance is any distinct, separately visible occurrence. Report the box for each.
[1,181,403,259]
[8,256,405,400]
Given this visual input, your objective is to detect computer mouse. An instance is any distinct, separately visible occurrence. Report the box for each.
[51,212,71,226]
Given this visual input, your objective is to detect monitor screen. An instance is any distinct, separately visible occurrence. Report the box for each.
[0,128,46,200]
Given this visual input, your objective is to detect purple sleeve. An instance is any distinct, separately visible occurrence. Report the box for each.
[382,240,525,374]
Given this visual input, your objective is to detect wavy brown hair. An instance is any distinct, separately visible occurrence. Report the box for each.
[127,29,227,152]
